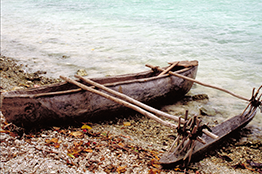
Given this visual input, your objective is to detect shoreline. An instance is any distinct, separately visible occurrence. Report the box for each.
[1,55,261,173]
[0,55,62,91]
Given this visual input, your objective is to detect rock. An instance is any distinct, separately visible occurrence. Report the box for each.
[123,122,131,126]
[61,55,70,59]
[35,70,47,75]
[0,133,12,142]
[25,73,41,81]
[0,62,9,71]
[192,94,209,101]
[11,86,24,91]
[200,105,216,116]
[76,69,88,76]
[26,81,33,85]
[181,96,193,102]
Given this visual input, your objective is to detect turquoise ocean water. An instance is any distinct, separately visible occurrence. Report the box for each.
[1,0,262,125]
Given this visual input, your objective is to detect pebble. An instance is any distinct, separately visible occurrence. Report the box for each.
[0,133,10,141]
[11,86,24,91]
[76,69,88,76]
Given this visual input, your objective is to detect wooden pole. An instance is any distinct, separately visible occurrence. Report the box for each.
[75,74,184,123]
[202,129,219,139]
[157,61,179,77]
[145,64,250,102]
[60,76,178,129]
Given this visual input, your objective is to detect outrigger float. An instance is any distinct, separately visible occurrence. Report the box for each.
[159,88,261,166]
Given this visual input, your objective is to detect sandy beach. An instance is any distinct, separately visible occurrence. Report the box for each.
[0,56,261,174]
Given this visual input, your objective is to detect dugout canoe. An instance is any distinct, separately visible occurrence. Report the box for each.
[0,60,198,128]
[159,105,258,166]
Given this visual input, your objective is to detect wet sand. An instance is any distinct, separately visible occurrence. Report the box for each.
[0,55,261,173]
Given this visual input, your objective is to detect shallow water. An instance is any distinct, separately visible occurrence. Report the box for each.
[1,0,262,125]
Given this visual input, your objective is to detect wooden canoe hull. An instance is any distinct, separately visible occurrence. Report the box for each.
[159,109,257,166]
[1,63,198,128]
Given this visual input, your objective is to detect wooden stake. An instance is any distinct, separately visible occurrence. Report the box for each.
[172,136,188,155]
[202,129,219,139]
[254,85,262,98]
[178,117,181,129]
[186,140,196,165]
[178,139,191,154]
[197,137,206,144]
[183,142,193,161]
[168,135,181,153]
